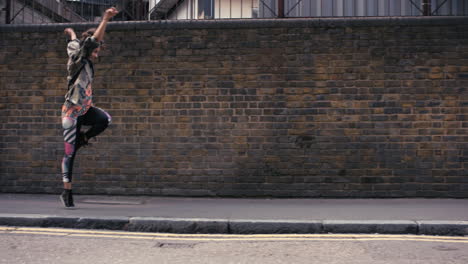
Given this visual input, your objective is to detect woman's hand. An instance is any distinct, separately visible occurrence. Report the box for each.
[94,7,119,42]
[103,7,119,21]
[64,28,77,40]
[64,28,74,35]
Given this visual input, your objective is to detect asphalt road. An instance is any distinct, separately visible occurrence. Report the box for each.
[1,226,468,264]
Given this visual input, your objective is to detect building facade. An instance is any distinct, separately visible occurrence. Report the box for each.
[150,0,468,20]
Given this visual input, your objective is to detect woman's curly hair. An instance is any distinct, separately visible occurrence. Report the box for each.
[81,28,96,41]
[80,28,106,49]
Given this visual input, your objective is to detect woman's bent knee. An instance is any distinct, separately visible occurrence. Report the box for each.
[62,117,76,130]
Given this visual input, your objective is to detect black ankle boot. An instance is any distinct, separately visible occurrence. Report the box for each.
[68,190,75,207]
[60,189,72,208]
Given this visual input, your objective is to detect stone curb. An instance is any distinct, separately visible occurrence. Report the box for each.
[323,220,418,234]
[417,221,468,236]
[229,219,323,234]
[128,217,229,234]
[0,214,467,236]
[0,214,130,230]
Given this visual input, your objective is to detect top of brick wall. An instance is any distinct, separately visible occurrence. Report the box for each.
[1,16,467,32]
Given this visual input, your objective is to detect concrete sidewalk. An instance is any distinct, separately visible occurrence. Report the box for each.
[1,193,467,236]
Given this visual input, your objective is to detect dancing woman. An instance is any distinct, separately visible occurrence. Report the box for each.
[60,7,118,208]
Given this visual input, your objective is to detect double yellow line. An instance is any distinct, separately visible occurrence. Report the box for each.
[1,226,468,243]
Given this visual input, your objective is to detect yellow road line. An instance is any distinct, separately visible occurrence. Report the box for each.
[68,234,156,240]
[10,231,69,236]
[3,230,468,243]
[1,226,467,241]
[70,235,468,243]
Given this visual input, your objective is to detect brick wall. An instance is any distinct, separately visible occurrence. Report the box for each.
[1,17,467,197]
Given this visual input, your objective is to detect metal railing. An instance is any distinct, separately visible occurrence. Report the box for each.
[159,0,468,20]
[2,0,467,24]
[3,0,87,24]
[2,0,150,24]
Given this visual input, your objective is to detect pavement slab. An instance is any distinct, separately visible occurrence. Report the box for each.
[1,194,467,236]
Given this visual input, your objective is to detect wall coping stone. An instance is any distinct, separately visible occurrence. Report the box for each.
[1,16,467,33]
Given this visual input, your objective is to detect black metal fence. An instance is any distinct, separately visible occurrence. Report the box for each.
[2,0,468,24]
[2,0,149,24]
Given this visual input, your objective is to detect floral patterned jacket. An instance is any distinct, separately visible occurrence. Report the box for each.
[62,36,100,119]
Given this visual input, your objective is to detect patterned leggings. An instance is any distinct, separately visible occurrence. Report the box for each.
[61,107,111,183]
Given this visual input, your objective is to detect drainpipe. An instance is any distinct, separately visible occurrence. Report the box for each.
[422,0,431,16]
[5,0,11,24]
[278,0,284,18]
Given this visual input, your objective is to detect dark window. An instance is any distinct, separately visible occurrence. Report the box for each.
[198,0,214,18]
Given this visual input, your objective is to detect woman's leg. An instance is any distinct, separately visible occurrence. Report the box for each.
[60,116,81,207]
[59,107,110,208]
[81,107,112,139]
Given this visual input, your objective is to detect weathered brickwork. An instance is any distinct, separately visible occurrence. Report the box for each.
[1,18,467,197]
